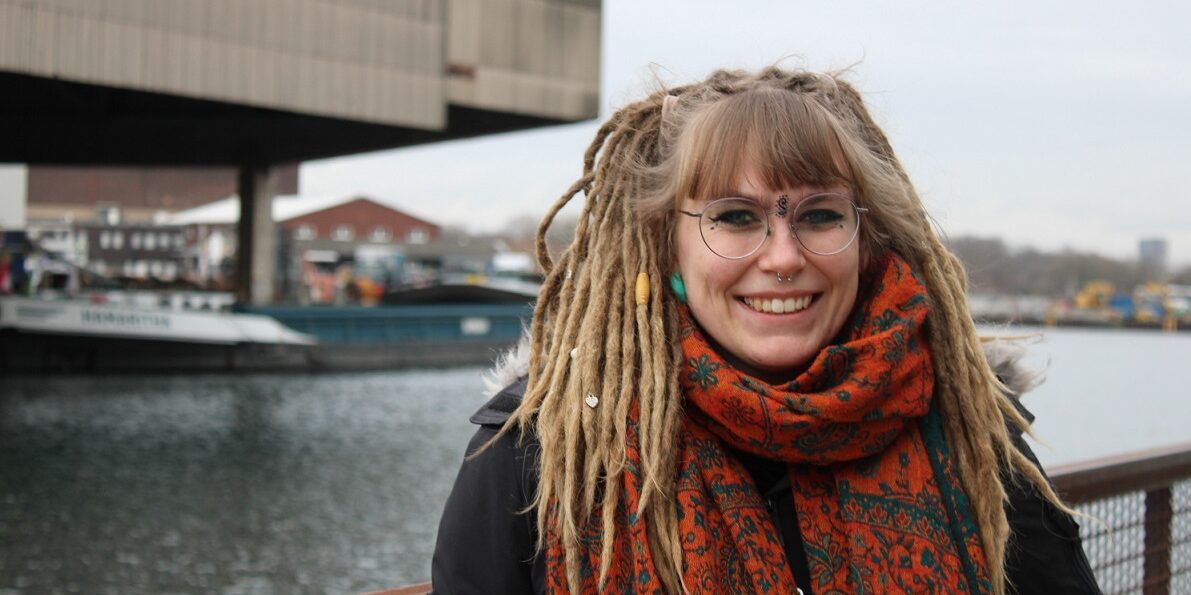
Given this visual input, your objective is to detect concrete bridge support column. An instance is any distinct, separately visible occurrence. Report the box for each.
[235,164,279,305]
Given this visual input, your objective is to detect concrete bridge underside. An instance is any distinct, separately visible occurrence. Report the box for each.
[1,0,601,303]
[2,71,578,166]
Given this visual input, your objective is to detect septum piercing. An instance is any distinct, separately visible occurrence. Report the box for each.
[776,273,794,283]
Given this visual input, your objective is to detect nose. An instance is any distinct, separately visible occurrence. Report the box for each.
[755,218,807,276]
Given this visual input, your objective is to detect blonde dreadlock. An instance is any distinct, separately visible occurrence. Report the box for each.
[503,66,1070,595]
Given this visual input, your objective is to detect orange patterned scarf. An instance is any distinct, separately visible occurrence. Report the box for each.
[546,254,991,593]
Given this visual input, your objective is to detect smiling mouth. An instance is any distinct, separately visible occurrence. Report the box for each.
[741,295,814,314]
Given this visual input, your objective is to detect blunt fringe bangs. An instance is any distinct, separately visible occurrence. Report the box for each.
[672,88,855,204]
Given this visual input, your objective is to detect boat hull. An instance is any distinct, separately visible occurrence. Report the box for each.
[0,295,530,373]
[0,296,317,373]
[0,329,521,373]
[0,328,314,373]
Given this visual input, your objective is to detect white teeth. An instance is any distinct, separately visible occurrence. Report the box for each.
[744,296,812,314]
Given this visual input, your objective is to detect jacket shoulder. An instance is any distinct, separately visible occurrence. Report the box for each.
[469,376,527,428]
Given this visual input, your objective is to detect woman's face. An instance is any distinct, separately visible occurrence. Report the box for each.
[675,172,862,376]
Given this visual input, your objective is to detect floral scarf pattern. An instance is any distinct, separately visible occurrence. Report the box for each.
[546,254,991,594]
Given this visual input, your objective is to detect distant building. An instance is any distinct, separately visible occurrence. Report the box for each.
[82,224,188,282]
[1139,238,1169,281]
[24,165,299,226]
[168,195,442,301]
[26,221,189,285]
[15,165,298,286]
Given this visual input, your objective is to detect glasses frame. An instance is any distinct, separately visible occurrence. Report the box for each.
[678,192,869,259]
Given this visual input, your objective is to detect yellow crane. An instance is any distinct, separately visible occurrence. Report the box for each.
[1075,280,1115,309]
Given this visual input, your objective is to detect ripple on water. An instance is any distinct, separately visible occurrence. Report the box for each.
[0,367,492,594]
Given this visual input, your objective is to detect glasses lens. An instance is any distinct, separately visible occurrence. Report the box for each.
[699,198,767,259]
[791,194,860,255]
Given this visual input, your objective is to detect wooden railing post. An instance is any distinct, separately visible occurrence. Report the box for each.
[361,583,432,595]
[1142,486,1172,595]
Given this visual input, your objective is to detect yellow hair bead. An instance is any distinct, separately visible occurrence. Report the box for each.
[635,272,650,305]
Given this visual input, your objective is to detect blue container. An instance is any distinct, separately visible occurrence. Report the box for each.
[243,303,532,345]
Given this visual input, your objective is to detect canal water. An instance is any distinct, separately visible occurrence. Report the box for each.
[1,327,1189,594]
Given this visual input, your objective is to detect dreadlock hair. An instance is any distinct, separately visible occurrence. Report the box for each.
[502,66,1071,595]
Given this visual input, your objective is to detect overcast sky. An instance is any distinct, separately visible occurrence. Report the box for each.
[301,0,1191,266]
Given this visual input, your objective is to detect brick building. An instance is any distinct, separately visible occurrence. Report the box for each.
[24,165,299,226]
[281,196,439,247]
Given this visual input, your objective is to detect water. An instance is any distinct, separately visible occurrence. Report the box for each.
[1,328,1189,593]
[984,326,1191,467]
[0,369,491,595]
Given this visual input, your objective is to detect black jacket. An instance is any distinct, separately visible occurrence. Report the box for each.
[431,378,1102,594]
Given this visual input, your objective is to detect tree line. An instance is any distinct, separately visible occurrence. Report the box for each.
[947,236,1191,296]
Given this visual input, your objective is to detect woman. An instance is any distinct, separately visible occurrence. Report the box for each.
[432,67,1100,594]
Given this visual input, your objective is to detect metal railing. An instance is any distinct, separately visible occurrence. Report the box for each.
[1050,441,1191,595]
[362,585,430,595]
[365,441,1191,595]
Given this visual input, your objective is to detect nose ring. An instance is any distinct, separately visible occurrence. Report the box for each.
[776,273,794,283]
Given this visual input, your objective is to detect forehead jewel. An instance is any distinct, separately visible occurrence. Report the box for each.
[776,195,789,217]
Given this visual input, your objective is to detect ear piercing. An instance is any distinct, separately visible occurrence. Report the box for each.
[668,273,688,304]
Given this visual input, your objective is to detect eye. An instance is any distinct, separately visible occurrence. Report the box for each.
[792,195,853,231]
[796,208,845,228]
[708,208,763,229]
[703,199,766,232]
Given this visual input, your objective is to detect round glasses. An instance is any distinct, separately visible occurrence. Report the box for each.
[678,193,868,259]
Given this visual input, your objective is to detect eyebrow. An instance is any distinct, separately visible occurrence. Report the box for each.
[728,191,763,200]
[715,187,840,202]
